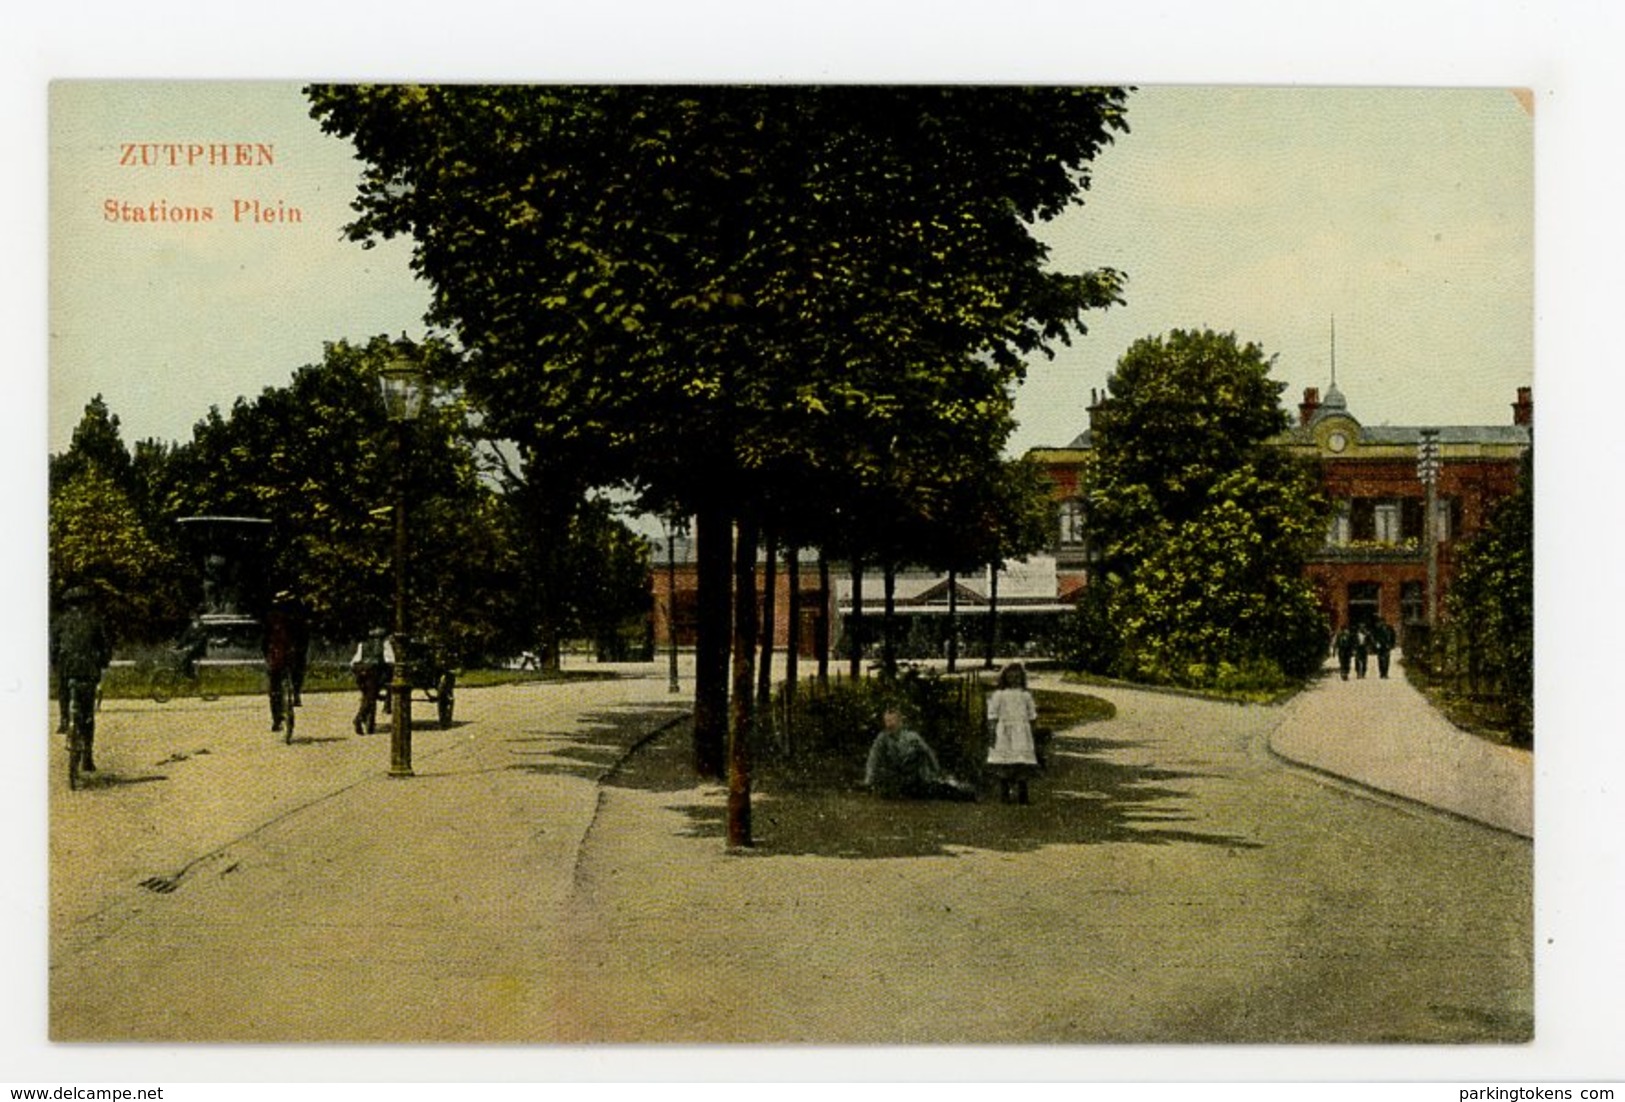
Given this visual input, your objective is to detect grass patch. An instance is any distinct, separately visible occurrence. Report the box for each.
[1032,688,1116,729]
[758,674,1115,794]
[1057,668,1300,706]
[88,661,614,701]
[1404,665,1526,749]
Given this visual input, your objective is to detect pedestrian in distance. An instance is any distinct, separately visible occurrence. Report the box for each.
[862,706,976,801]
[350,627,394,735]
[49,586,113,776]
[1354,623,1371,679]
[986,661,1040,805]
[1372,617,1396,679]
[1334,624,1355,681]
[263,590,310,732]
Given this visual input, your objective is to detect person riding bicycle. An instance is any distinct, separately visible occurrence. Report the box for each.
[49,586,113,775]
[263,590,309,733]
[175,615,210,680]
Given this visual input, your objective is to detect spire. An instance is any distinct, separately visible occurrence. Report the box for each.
[1330,315,1337,388]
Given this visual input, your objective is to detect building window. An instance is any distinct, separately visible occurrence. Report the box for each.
[1327,501,1351,547]
[1350,499,1374,542]
[1433,497,1454,543]
[1401,498,1425,542]
[1059,499,1088,547]
[1400,581,1425,624]
[1374,502,1402,544]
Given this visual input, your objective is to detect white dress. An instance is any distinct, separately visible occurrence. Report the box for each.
[986,688,1039,766]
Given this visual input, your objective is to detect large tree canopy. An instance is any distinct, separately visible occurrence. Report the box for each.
[308,84,1132,836]
[306,85,1129,522]
[1076,328,1329,688]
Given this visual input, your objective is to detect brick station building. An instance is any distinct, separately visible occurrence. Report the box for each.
[645,381,1531,659]
[1027,381,1533,641]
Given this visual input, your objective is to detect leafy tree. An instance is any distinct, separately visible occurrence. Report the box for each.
[491,451,654,666]
[1078,329,1329,687]
[1434,449,1533,744]
[49,465,187,639]
[49,397,188,640]
[307,84,1131,838]
[159,336,511,658]
[49,395,135,497]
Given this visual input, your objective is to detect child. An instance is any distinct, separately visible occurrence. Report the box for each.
[986,662,1039,804]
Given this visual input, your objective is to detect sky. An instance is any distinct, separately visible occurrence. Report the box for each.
[46,82,1532,458]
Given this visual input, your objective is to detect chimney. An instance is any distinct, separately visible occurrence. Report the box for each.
[1299,386,1321,427]
[1512,386,1533,428]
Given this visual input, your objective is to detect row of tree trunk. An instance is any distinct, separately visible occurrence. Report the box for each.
[688,512,1004,848]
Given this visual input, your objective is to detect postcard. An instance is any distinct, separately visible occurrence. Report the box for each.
[34,75,1563,1082]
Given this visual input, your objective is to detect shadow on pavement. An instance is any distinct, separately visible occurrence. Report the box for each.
[605,720,1261,859]
[504,705,692,785]
[70,771,170,789]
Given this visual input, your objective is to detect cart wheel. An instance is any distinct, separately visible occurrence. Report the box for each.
[437,672,455,729]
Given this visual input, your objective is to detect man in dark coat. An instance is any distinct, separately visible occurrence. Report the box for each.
[1372,617,1396,679]
[1334,626,1355,681]
[49,587,113,774]
[263,591,310,732]
[1354,624,1371,679]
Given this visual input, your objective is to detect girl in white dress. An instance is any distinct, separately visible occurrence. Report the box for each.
[986,662,1039,804]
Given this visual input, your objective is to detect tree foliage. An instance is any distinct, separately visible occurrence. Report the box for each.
[49,397,188,640]
[305,84,1129,531]
[307,84,1132,832]
[1433,449,1533,744]
[1073,329,1329,688]
[48,348,655,663]
[49,463,187,639]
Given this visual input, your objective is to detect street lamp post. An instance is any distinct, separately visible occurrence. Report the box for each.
[379,360,425,778]
[1417,428,1442,628]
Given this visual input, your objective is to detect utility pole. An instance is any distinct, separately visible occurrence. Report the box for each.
[1417,429,1441,627]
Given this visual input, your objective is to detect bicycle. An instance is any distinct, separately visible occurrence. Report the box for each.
[271,664,298,743]
[145,647,220,703]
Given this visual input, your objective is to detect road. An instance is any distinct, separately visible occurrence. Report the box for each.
[48,669,1531,1043]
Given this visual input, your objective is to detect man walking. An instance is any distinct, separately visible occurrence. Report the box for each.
[1334,624,1355,681]
[49,586,113,777]
[350,627,394,735]
[1372,617,1396,679]
[264,590,309,732]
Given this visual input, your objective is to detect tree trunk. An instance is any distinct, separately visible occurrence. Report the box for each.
[756,526,778,714]
[881,558,898,678]
[984,561,1000,670]
[848,555,865,680]
[728,516,759,849]
[816,550,831,685]
[785,543,801,716]
[692,505,731,779]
